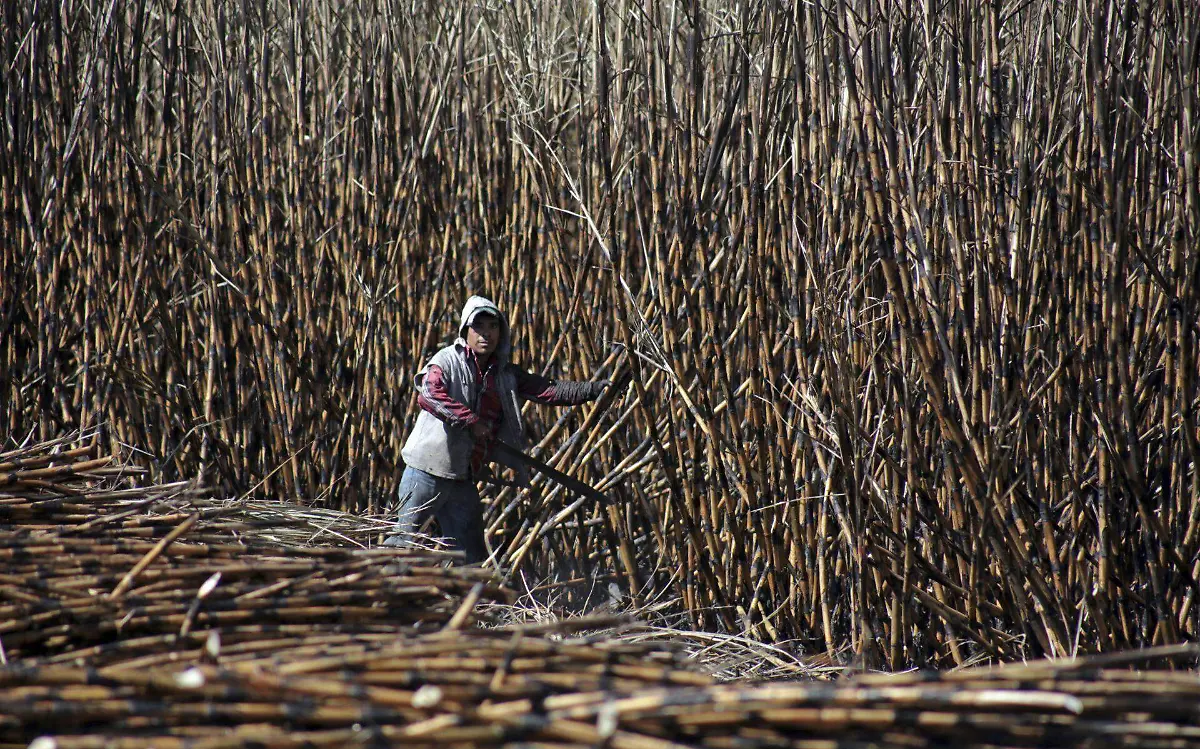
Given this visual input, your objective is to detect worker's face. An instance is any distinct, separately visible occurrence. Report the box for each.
[466,314,501,359]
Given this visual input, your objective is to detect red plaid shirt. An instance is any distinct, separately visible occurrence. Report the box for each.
[469,355,503,472]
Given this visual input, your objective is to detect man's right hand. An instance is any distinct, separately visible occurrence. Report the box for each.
[469,420,493,442]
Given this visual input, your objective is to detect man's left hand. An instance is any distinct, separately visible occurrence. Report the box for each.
[590,380,612,399]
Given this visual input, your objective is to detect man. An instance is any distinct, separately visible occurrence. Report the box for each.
[384,295,610,563]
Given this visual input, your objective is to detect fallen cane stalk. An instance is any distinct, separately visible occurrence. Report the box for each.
[109,514,199,599]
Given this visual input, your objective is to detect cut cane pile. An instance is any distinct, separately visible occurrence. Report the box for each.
[3,438,1200,748]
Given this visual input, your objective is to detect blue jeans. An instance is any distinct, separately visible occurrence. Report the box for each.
[383,466,487,564]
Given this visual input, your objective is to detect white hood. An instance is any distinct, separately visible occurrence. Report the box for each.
[456,295,512,361]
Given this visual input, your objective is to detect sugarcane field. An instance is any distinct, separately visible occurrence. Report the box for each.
[3,0,1200,746]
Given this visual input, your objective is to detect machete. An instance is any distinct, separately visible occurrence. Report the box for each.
[490,440,612,506]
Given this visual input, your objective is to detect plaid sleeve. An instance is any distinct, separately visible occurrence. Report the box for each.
[514,367,598,405]
[417,365,478,427]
